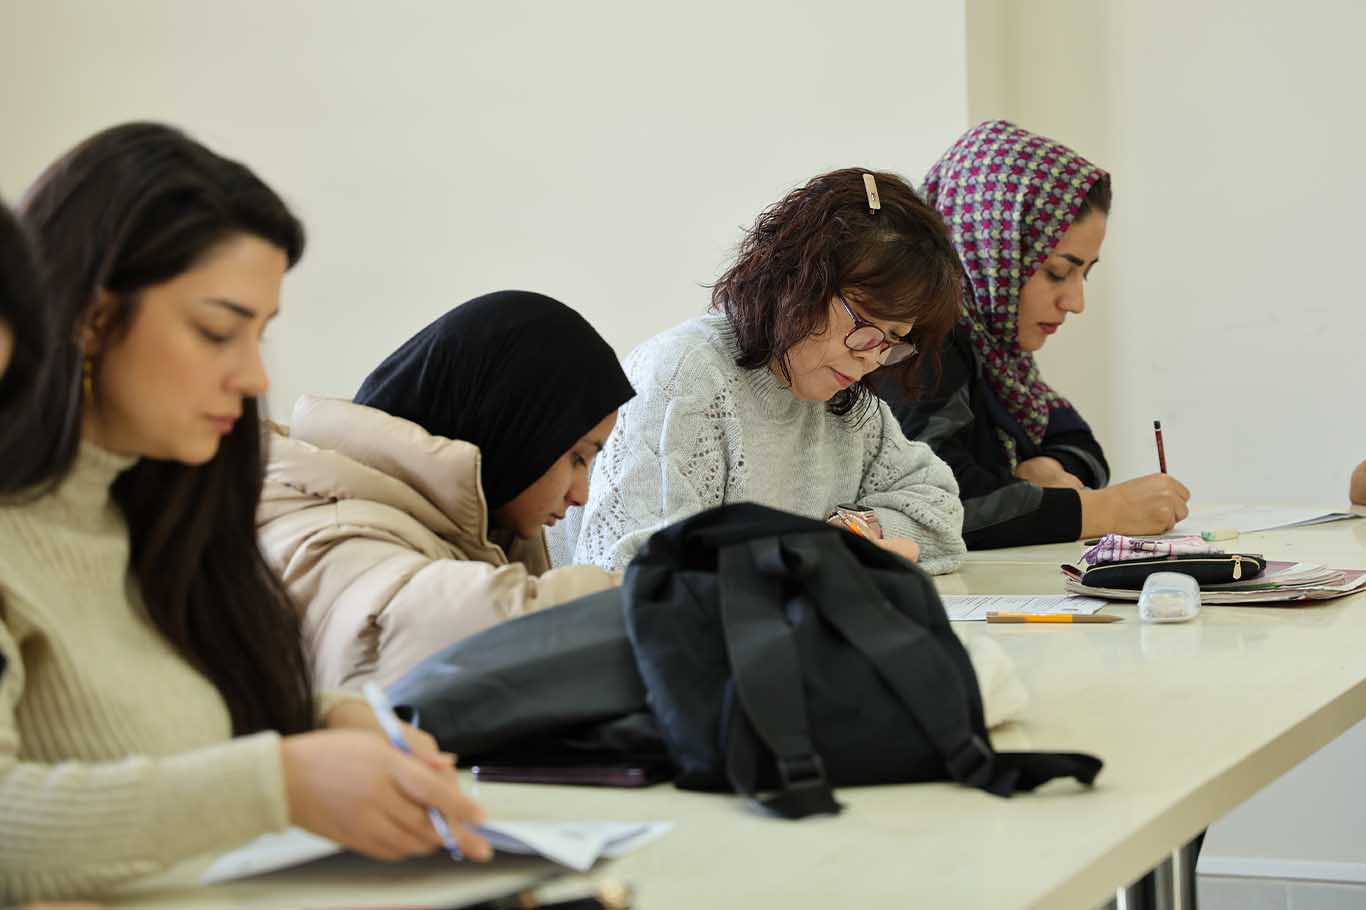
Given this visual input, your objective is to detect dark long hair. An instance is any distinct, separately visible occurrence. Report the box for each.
[12,122,315,736]
[0,200,51,415]
[711,168,964,418]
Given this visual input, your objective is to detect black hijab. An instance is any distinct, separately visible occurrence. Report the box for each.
[355,290,634,510]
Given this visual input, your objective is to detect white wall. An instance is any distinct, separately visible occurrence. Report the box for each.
[0,0,969,421]
[969,0,1366,895]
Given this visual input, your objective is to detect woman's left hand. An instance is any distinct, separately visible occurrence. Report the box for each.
[1014,456,1083,490]
[874,536,921,563]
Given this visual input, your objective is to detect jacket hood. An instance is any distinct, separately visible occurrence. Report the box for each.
[261,395,543,566]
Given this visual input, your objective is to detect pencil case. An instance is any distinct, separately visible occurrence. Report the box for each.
[1080,553,1266,589]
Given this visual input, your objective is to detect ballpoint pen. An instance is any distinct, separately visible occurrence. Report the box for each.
[839,516,869,539]
[362,681,465,861]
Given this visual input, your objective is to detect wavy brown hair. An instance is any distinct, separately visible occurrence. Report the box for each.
[711,167,964,418]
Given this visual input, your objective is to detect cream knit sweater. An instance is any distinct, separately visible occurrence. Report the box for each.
[0,444,299,902]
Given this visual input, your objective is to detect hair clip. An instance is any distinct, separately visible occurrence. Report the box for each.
[863,173,881,214]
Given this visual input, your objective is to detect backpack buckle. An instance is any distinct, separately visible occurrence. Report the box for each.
[777,752,828,790]
[947,735,994,787]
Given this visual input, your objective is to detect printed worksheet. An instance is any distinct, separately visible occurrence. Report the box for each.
[942,594,1108,622]
[1174,506,1361,535]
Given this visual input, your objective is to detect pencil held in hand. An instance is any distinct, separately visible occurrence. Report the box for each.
[1153,420,1168,474]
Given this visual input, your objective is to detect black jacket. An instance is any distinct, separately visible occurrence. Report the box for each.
[878,325,1109,550]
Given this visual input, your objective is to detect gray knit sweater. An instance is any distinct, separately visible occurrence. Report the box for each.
[550,315,966,574]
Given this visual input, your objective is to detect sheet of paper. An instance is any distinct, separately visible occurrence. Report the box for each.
[200,820,673,884]
[1174,506,1362,534]
[942,594,1109,622]
[200,829,340,884]
[480,821,672,872]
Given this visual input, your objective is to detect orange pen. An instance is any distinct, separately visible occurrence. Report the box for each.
[838,517,869,539]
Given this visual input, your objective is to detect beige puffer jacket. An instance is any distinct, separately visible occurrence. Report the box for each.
[258,395,619,691]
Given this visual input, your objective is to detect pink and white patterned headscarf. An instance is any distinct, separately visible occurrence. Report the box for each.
[923,121,1108,456]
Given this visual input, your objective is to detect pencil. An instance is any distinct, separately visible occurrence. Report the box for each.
[985,612,1123,624]
[1153,420,1168,473]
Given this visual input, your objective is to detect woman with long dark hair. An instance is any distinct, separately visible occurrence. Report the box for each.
[0,123,488,903]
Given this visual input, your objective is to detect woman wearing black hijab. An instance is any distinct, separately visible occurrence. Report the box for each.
[258,291,635,691]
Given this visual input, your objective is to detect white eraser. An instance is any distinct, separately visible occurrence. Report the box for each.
[1138,571,1201,623]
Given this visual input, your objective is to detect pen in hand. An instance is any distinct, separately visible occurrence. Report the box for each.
[839,517,869,539]
[1153,420,1168,474]
[362,682,466,861]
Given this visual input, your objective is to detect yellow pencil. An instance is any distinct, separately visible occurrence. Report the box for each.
[985,612,1123,624]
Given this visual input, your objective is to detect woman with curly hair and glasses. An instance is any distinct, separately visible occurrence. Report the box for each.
[877,121,1191,549]
[551,168,968,575]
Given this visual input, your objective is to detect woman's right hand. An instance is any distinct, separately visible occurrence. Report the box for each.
[1080,474,1192,538]
[280,730,492,862]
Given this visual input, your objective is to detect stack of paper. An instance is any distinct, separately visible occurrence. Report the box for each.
[1174,506,1362,535]
[1062,561,1366,605]
[201,820,673,884]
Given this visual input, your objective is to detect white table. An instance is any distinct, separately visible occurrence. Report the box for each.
[113,517,1366,909]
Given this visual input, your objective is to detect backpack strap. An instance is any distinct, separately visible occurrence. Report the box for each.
[785,534,1101,795]
[716,539,843,819]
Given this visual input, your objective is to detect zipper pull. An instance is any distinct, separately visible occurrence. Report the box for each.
[1232,556,1243,580]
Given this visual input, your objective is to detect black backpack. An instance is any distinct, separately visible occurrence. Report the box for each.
[622,503,1102,818]
[389,503,1102,818]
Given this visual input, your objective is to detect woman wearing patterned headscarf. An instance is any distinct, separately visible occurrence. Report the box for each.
[878,121,1191,549]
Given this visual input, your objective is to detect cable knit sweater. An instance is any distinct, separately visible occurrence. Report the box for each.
[0,443,344,903]
[551,315,967,574]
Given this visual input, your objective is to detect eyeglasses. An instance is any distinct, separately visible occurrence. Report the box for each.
[835,294,918,366]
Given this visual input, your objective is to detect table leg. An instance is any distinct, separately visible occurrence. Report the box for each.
[1173,838,1200,909]
[1115,866,1157,910]
[1114,837,1202,910]
[1153,854,1176,910]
